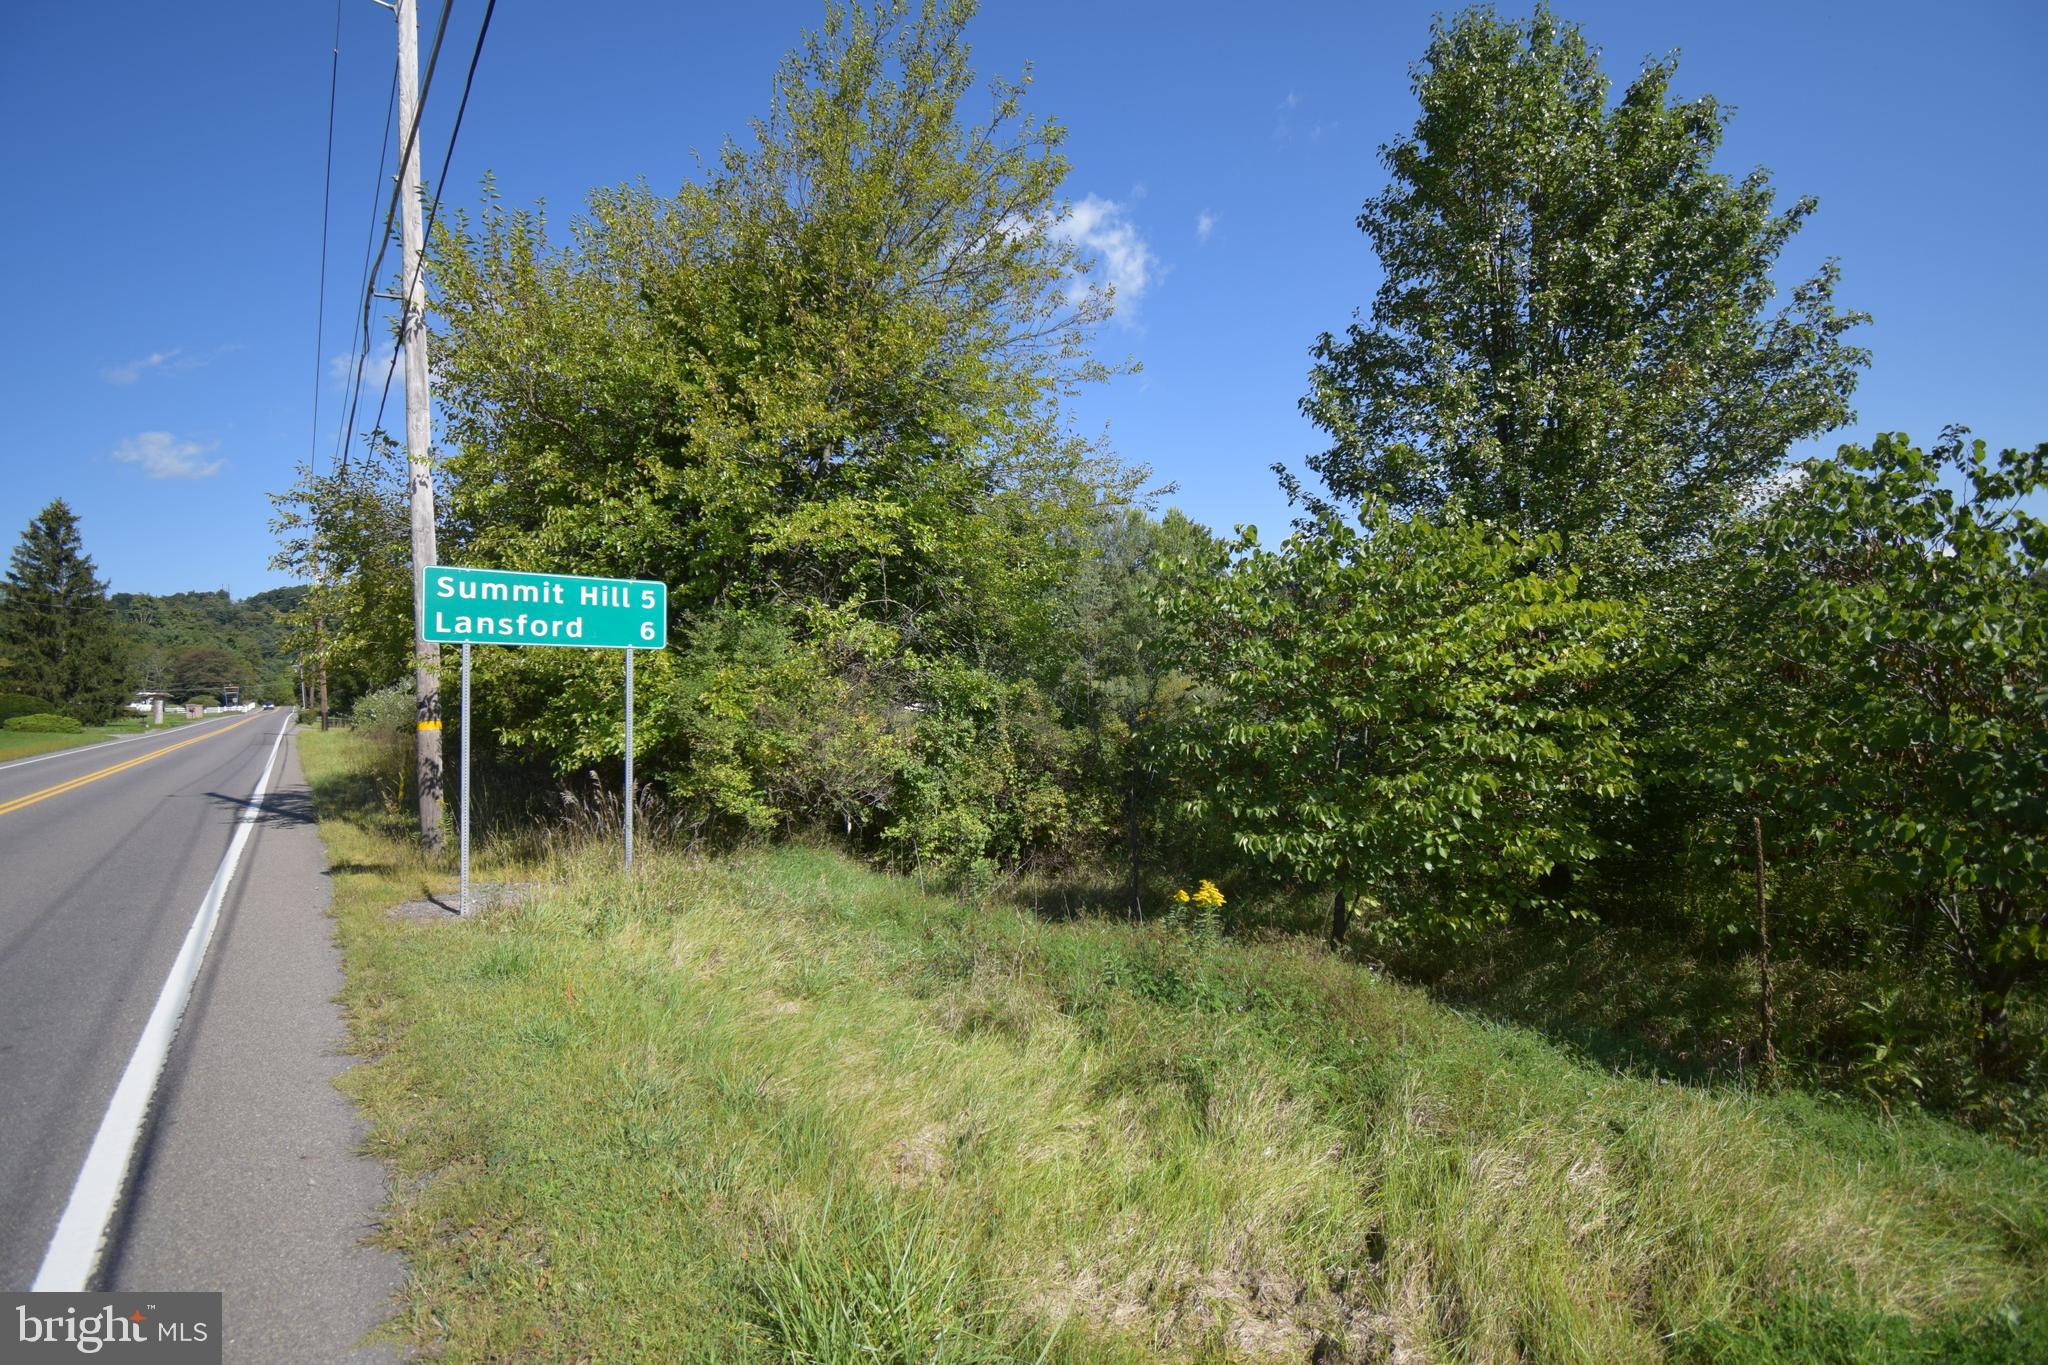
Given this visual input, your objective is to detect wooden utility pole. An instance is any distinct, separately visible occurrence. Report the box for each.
[395,0,444,849]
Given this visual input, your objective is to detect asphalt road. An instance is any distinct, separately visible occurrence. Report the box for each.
[0,714,399,1357]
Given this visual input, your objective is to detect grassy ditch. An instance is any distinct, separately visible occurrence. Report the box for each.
[300,728,2048,1362]
[1376,909,2046,1144]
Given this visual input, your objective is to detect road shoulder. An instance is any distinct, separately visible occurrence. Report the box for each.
[104,731,402,1360]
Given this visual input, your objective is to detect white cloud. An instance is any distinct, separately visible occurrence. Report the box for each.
[102,345,236,384]
[328,341,396,391]
[112,432,224,480]
[102,349,183,385]
[1195,210,1216,244]
[1274,91,1312,144]
[1050,195,1159,323]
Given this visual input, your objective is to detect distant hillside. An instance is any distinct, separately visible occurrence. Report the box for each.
[109,586,309,701]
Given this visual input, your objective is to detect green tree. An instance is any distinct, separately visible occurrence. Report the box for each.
[167,645,254,702]
[109,586,310,693]
[132,644,172,695]
[1298,4,1868,584]
[269,444,417,710]
[402,0,1140,854]
[1168,504,1635,946]
[0,500,130,722]
[1054,508,1220,913]
[1732,431,2048,1078]
[431,0,1129,634]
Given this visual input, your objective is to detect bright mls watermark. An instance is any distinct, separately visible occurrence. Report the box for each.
[4,1294,220,1363]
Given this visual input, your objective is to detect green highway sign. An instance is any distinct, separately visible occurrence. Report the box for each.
[423,566,668,649]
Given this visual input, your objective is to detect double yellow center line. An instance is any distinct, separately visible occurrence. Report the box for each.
[0,714,266,819]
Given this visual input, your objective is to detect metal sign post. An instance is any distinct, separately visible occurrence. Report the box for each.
[421,566,669,911]
[459,641,471,917]
[624,647,634,873]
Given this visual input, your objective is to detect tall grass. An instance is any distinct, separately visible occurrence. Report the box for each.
[300,729,2048,1362]
[1378,904,2047,1143]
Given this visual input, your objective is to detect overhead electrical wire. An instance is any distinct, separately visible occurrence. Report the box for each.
[372,0,499,438]
[330,67,398,477]
[307,0,344,475]
[338,0,457,472]
[358,0,457,328]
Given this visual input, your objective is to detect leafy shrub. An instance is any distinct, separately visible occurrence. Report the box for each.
[348,679,416,733]
[1167,504,1636,944]
[483,608,916,848]
[1728,432,2048,1078]
[184,693,219,709]
[884,662,1080,893]
[347,678,418,814]
[5,713,83,733]
[0,692,54,721]
[660,608,906,839]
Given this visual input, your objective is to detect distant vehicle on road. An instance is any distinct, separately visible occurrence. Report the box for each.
[262,702,276,710]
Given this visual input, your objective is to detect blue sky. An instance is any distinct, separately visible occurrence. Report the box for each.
[0,0,2042,595]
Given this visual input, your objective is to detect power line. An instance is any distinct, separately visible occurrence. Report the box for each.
[340,0,457,473]
[307,0,344,475]
[362,0,456,319]
[373,0,499,437]
[331,66,398,477]
[370,329,401,436]
[411,0,496,306]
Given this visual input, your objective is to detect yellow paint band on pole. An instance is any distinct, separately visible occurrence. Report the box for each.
[417,720,442,731]
[0,714,263,820]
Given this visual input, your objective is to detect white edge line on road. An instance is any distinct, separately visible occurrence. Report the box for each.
[30,717,295,1292]
[0,714,243,775]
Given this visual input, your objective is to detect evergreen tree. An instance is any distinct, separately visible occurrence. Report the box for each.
[0,500,130,722]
